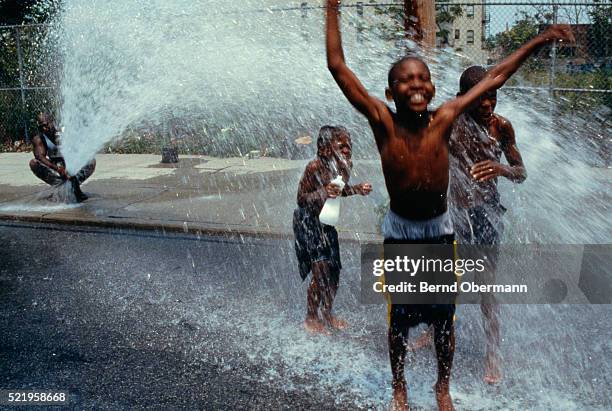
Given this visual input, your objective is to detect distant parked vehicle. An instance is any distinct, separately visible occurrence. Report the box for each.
[565,62,597,74]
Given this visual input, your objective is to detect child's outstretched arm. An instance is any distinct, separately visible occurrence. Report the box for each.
[342,182,373,197]
[486,25,573,86]
[440,25,574,124]
[326,0,385,124]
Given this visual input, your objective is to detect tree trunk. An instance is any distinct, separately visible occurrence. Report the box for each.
[404,0,436,48]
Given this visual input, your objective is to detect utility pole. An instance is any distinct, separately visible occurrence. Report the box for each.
[549,4,558,120]
[404,0,436,48]
[549,4,558,99]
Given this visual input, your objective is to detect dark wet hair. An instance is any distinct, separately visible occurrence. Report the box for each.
[36,111,54,124]
[459,65,487,95]
[317,125,350,156]
[388,56,431,87]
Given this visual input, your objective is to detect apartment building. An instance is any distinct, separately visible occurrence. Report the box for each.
[436,1,490,64]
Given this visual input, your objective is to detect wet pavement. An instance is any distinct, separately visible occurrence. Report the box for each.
[0,222,366,410]
[0,153,386,242]
[1,221,610,410]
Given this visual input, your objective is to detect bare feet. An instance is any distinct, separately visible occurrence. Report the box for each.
[390,381,409,411]
[407,327,433,351]
[434,383,455,411]
[304,317,329,335]
[483,354,502,384]
[328,315,349,330]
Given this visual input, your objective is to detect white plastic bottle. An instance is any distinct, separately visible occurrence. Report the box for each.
[319,175,345,226]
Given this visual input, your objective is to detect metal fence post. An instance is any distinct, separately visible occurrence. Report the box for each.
[549,4,558,100]
[300,2,309,41]
[356,1,364,43]
[15,27,30,142]
[548,4,559,119]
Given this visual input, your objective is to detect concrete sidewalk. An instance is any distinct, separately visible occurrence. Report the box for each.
[0,153,386,242]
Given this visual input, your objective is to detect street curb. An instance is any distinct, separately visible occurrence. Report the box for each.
[0,213,381,244]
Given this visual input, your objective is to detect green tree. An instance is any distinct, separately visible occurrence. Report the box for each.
[0,0,60,142]
[436,4,463,45]
[484,12,539,54]
[587,2,611,58]
[0,0,38,25]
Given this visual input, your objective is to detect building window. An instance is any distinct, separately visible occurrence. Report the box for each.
[455,29,460,40]
[466,5,475,18]
[467,30,475,44]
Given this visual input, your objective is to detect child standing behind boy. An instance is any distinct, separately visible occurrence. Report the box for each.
[451,65,527,385]
[293,125,372,334]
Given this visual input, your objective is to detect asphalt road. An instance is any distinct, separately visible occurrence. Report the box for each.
[0,222,610,410]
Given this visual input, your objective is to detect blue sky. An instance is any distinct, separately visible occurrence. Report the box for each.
[487,2,595,35]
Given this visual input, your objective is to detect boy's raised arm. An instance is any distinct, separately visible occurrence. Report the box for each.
[326,0,383,123]
[443,24,574,120]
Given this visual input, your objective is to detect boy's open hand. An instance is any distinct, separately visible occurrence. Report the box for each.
[325,183,342,199]
[57,166,70,180]
[471,160,508,182]
[540,24,575,44]
[354,182,373,196]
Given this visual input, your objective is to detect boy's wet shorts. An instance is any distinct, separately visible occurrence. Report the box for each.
[389,303,456,330]
[385,234,456,332]
[293,207,341,281]
[455,204,505,271]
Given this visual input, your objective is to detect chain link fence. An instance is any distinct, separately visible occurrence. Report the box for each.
[1,1,610,145]
[443,1,611,110]
[0,23,57,144]
[291,1,611,96]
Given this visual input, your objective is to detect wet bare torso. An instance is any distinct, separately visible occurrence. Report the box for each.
[375,108,451,221]
[450,113,508,209]
[297,159,350,215]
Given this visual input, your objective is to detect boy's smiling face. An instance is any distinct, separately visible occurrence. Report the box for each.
[331,133,352,171]
[333,133,351,161]
[386,58,435,113]
[317,131,352,170]
[469,90,497,125]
